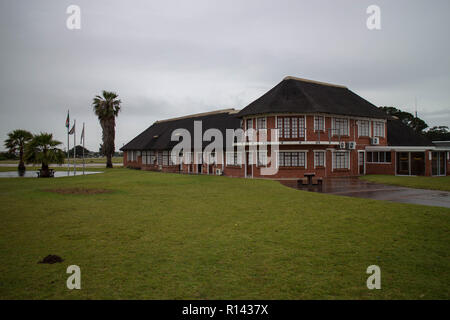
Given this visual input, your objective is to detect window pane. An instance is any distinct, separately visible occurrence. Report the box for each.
[386,152,391,162]
[298,117,305,137]
[284,118,290,138]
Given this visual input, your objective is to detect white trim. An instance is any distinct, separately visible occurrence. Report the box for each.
[366,146,434,152]
[357,119,370,138]
[313,150,326,168]
[331,150,351,171]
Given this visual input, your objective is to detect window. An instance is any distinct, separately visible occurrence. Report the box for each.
[277,117,283,138]
[278,152,306,167]
[367,151,391,163]
[283,118,290,138]
[257,117,266,129]
[358,120,370,137]
[374,121,385,137]
[333,118,349,136]
[246,118,253,130]
[291,118,298,138]
[163,151,169,166]
[128,151,138,161]
[157,151,162,165]
[277,116,305,138]
[314,116,325,131]
[257,151,267,166]
[141,151,155,165]
[226,151,242,166]
[314,151,325,167]
[333,151,350,169]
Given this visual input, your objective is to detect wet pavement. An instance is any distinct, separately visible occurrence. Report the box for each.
[281,178,450,208]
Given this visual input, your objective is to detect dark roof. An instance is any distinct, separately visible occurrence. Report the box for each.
[387,118,434,146]
[433,141,450,147]
[120,109,241,151]
[237,76,388,119]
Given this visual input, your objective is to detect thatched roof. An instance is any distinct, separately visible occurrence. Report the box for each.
[120,109,241,151]
[237,76,388,119]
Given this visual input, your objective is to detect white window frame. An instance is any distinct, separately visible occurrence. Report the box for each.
[373,121,385,138]
[314,116,325,132]
[313,150,326,168]
[277,151,307,168]
[358,120,370,137]
[332,117,349,136]
[332,150,350,170]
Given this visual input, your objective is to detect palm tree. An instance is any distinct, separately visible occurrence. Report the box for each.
[4,129,33,171]
[25,133,65,177]
[92,91,121,168]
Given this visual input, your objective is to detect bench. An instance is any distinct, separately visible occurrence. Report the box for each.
[312,177,323,185]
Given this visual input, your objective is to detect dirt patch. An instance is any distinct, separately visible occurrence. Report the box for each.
[38,255,64,264]
[46,188,111,195]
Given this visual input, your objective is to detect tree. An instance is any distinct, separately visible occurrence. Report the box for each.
[25,133,65,177]
[4,129,33,171]
[379,106,428,133]
[92,91,121,168]
[424,126,450,141]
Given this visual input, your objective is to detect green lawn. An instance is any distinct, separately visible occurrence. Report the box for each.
[0,169,449,299]
[361,175,450,192]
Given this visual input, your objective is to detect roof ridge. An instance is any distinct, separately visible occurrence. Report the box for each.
[155,108,238,123]
[283,76,347,89]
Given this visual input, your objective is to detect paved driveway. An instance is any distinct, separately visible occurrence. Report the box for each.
[281,178,450,208]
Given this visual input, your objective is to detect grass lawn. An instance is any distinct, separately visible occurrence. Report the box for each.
[361,175,450,192]
[0,169,449,299]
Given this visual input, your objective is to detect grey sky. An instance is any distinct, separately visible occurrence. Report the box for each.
[1,0,449,152]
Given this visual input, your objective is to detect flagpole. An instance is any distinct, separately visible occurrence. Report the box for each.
[73,119,76,175]
[82,122,85,175]
[67,110,70,176]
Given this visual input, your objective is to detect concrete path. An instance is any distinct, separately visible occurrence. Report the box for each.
[281,178,450,208]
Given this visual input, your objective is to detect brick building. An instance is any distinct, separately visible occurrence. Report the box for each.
[121,76,449,178]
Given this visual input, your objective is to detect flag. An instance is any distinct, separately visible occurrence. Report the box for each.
[65,110,70,129]
[69,122,75,135]
[80,124,85,144]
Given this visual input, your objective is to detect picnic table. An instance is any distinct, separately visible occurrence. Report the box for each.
[303,172,315,185]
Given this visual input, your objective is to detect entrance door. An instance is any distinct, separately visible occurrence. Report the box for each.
[396,152,410,175]
[411,152,425,176]
[358,151,365,175]
[432,152,446,176]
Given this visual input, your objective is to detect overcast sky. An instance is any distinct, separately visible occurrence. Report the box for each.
[1,0,449,152]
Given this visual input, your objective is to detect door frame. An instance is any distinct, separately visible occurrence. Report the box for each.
[358,150,366,175]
